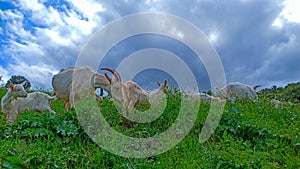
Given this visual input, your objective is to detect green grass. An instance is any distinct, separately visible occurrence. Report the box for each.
[0,88,299,168]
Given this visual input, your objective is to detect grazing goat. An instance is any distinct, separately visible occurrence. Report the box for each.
[52,66,110,111]
[215,82,261,102]
[271,99,282,109]
[190,92,221,102]
[101,68,168,113]
[101,68,124,104]
[1,82,56,123]
[271,99,293,108]
[123,80,168,112]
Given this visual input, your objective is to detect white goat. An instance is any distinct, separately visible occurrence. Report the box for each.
[1,82,56,123]
[101,68,168,113]
[52,66,110,111]
[271,99,293,109]
[271,99,282,109]
[215,82,261,102]
[123,80,168,112]
[189,92,221,102]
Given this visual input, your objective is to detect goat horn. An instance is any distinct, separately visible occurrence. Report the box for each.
[101,68,122,82]
[104,73,112,83]
[253,85,261,91]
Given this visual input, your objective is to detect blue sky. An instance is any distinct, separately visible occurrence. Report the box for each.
[0,0,299,91]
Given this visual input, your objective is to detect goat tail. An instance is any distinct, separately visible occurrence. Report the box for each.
[48,95,57,108]
[48,95,57,101]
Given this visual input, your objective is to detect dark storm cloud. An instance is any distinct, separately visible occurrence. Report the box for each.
[106,0,300,88]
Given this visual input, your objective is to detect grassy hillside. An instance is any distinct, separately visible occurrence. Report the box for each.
[260,82,300,103]
[0,87,299,168]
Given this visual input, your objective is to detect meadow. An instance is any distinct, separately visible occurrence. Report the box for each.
[0,86,299,168]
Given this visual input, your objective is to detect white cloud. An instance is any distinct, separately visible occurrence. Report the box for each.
[15,0,64,27]
[9,40,44,58]
[63,0,105,35]
[272,17,283,28]
[12,0,104,42]
[0,9,23,20]
[8,62,58,90]
[273,0,300,28]
[48,7,65,26]
[67,0,105,19]
[0,0,108,89]
[0,66,10,86]
[18,0,44,11]
[64,11,97,35]
[36,28,74,46]
[281,0,300,23]
[169,27,184,39]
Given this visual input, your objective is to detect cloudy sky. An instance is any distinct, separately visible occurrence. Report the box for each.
[0,0,299,91]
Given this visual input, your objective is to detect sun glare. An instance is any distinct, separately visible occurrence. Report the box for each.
[208,31,218,44]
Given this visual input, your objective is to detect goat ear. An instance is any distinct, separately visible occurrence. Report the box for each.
[9,84,14,90]
[157,82,161,87]
[164,80,167,86]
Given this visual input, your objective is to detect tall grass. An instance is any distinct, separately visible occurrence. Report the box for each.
[0,87,299,168]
